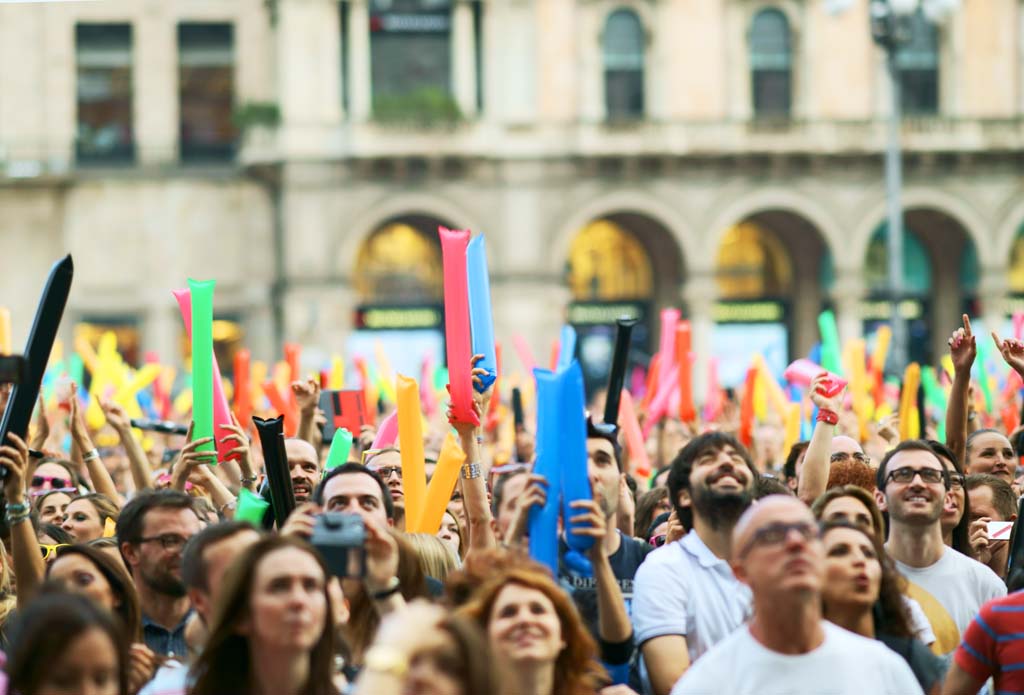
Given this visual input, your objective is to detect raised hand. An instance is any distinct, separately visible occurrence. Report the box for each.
[949,314,976,373]
[0,432,29,503]
[992,331,1024,377]
[809,372,845,414]
[291,378,320,416]
[99,398,131,433]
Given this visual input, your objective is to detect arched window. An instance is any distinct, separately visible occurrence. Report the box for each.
[896,10,939,115]
[567,219,653,301]
[749,8,792,118]
[716,222,794,299]
[354,223,444,304]
[603,9,645,121]
[864,226,932,295]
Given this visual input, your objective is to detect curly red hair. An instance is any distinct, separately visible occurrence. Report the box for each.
[460,565,606,695]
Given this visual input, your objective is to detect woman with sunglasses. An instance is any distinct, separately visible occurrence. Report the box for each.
[62,492,119,543]
[820,520,944,694]
[37,523,72,563]
[28,459,80,498]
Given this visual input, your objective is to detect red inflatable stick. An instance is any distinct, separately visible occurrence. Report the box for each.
[619,389,651,478]
[676,322,696,424]
[739,366,758,448]
[172,288,239,462]
[439,227,479,426]
[640,353,661,412]
[234,348,252,431]
[262,380,297,436]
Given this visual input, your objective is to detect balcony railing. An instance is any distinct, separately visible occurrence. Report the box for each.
[0,116,1022,178]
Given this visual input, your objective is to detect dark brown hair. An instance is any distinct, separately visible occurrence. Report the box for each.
[820,520,913,638]
[7,591,129,695]
[49,543,142,641]
[188,535,337,695]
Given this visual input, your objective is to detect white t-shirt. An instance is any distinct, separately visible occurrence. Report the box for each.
[670,621,924,695]
[894,547,1006,656]
[632,530,752,693]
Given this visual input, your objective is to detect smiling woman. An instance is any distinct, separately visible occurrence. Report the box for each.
[461,565,606,695]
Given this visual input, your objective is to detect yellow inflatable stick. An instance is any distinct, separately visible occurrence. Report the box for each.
[415,431,465,534]
[396,375,426,531]
[0,307,10,354]
[898,363,921,441]
[329,355,345,390]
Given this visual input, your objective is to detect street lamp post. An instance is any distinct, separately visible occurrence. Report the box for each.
[863,0,959,373]
[869,0,913,374]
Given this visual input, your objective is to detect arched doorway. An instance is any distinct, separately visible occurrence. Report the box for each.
[349,215,447,388]
[714,211,828,386]
[564,213,682,396]
[860,209,979,366]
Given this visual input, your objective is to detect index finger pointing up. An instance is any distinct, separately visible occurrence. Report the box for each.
[963,314,972,336]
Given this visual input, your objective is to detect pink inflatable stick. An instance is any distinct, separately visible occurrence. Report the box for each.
[371,409,399,450]
[783,359,848,398]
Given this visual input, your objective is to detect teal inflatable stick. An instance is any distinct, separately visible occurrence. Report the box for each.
[324,428,353,472]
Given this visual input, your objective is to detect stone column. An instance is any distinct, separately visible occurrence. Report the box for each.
[347,0,372,121]
[143,305,181,365]
[978,265,1009,339]
[277,0,343,155]
[831,267,865,347]
[451,0,477,118]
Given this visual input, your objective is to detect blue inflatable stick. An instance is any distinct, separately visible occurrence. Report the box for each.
[556,325,577,373]
[466,235,497,392]
[560,361,595,555]
[528,369,562,575]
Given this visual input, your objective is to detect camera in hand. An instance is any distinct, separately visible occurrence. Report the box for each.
[0,356,28,385]
[310,513,367,579]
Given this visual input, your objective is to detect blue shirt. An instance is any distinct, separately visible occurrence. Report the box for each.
[142,609,193,659]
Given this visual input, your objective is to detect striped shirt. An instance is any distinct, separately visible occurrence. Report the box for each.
[954,591,1024,695]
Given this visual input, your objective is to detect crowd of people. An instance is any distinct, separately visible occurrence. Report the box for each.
[3,312,1024,694]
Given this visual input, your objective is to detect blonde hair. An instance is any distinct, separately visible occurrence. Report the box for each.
[405,532,458,582]
[0,543,17,627]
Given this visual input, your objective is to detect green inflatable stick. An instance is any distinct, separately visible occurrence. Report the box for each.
[975,339,995,413]
[817,310,843,375]
[235,487,270,526]
[189,279,216,456]
[324,428,353,472]
[920,367,946,410]
[69,353,84,387]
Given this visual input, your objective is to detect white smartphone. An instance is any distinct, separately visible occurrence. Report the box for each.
[987,520,1014,541]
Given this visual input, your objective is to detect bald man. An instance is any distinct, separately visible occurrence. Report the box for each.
[797,374,871,504]
[671,496,921,695]
[285,438,321,504]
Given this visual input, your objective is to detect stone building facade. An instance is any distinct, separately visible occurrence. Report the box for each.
[1,0,1023,396]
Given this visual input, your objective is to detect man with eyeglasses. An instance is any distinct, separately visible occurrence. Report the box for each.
[795,374,872,505]
[633,432,758,695]
[875,440,1005,657]
[116,490,202,658]
[363,447,405,509]
[671,495,921,694]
